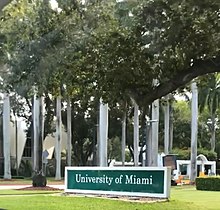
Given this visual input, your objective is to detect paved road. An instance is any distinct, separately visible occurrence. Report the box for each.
[0,185,65,190]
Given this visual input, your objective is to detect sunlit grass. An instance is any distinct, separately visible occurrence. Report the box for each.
[0,189,61,195]
[171,185,220,210]
[0,177,64,185]
[0,195,197,210]
[0,185,219,210]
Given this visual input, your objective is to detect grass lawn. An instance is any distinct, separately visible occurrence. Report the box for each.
[171,186,220,210]
[0,178,64,185]
[0,194,197,210]
[0,185,219,210]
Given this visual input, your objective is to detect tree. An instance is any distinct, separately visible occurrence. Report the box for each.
[2,0,219,108]
[85,0,220,107]
[1,0,220,171]
[198,73,220,151]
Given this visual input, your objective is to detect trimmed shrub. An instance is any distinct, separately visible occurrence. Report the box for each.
[196,177,220,191]
[32,172,47,187]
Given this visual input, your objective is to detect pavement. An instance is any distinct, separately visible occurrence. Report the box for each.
[0,184,65,190]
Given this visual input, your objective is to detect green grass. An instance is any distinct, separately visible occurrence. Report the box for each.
[0,195,196,210]
[171,186,220,210]
[0,186,219,210]
[0,178,32,185]
[0,189,61,195]
[0,178,64,185]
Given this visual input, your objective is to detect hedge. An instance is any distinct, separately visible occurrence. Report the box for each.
[196,177,220,191]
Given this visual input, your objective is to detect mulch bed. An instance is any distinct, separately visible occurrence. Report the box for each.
[17,186,62,191]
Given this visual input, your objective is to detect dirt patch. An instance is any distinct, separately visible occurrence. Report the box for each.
[17,186,62,191]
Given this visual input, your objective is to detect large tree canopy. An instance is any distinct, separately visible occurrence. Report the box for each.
[86,0,220,106]
[0,0,220,107]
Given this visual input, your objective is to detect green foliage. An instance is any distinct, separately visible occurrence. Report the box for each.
[1,0,219,105]
[125,149,132,162]
[170,99,220,151]
[197,148,217,161]
[108,136,121,162]
[171,148,217,160]
[196,177,220,191]
[18,160,32,177]
[171,148,191,160]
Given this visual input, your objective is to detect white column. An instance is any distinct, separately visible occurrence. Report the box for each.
[190,82,198,183]
[151,99,159,166]
[146,118,152,166]
[67,98,72,166]
[55,96,62,180]
[3,93,11,179]
[33,95,40,172]
[39,96,44,172]
[169,106,174,152]
[164,98,170,154]
[121,111,126,166]
[99,99,108,167]
[133,101,139,166]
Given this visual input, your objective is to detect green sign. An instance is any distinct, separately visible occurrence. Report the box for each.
[65,167,171,198]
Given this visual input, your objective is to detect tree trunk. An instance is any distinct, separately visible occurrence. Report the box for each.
[3,93,11,179]
[39,97,44,174]
[96,106,100,166]
[151,99,159,166]
[33,95,39,172]
[163,96,170,154]
[99,98,108,167]
[33,95,44,173]
[190,82,198,183]
[133,101,139,166]
[55,96,62,180]
[146,120,152,166]
[121,110,126,166]
[15,115,18,176]
[66,98,72,166]
[169,105,174,152]
[210,115,216,152]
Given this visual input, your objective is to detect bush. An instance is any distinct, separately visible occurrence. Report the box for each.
[171,148,190,160]
[171,148,217,160]
[196,177,220,191]
[32,172,47,187]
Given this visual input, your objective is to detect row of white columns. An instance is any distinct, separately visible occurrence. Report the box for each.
[98,98,160,167]
[98,82,198,179]
[3,85,198,181]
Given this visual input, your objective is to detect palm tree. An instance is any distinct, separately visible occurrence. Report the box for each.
[198,73,220,152]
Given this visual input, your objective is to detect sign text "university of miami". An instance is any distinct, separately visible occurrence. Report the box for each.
[65,167,171,198]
